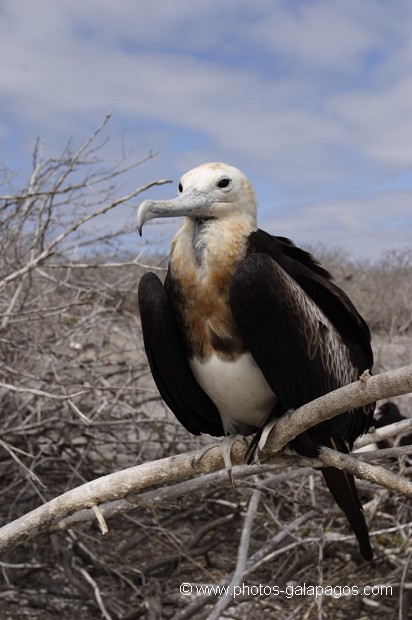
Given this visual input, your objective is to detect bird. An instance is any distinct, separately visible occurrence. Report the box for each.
[137,162,375,560]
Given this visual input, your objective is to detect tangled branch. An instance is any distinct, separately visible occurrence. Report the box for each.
[0,364,410,552]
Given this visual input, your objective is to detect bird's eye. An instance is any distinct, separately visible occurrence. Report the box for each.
[216,177,232,190]
[178,182,183,193]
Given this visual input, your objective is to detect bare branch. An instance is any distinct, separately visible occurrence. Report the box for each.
[317,447,412,497]
[1,117,411,618]
[259,363,412,456]
[0,382,87,401]
[206,488,261,620]
[91,504,109,535]
[353,445,412,461]
[0,179,171,292]
[355,417,412,448]
[53,461,301,533]
[78,566,113,620]
[0,442,250,551]
[0,364,411,553]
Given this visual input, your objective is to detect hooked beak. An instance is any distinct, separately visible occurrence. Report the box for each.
[137,189,215,236]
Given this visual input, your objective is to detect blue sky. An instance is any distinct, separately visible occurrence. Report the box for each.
[1,0,411,259]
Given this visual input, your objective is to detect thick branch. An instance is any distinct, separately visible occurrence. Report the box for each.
[317,447,412,497]
[259,364,412,456]
[0,442,247,551]
[0,364,411,552]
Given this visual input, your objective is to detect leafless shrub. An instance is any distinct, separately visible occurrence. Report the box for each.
[0,117,176,508]
[0,124,411,619]
[317,246,412,336]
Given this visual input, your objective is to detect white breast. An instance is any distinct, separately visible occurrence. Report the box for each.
[189,353,277,435]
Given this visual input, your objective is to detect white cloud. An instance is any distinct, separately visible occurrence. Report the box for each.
[262,189,412,259]
[328,77,412,167]
[248,1,380,71]
[0,0,411,258]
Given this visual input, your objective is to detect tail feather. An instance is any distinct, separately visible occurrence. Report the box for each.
[321,437,373,561]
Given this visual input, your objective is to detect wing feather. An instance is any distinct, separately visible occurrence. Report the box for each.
[138,273,224,437]
[230,252,373,447]
[230,250,374,559]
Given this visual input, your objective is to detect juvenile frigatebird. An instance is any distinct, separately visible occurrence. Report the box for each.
[137,162,375,560]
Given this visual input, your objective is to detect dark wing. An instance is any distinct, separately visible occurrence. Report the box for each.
[245,230,374,444]
[230,251,373,444]
[138,272,224,437]
[230,250,374,560]
[249,230,373,369]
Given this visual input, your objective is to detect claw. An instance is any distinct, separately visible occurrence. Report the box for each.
[194,435,247,487]
[246,409,295,465]
[256,416,279,454]
[253,448,264,469]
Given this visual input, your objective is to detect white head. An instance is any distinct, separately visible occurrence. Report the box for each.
[137,162,257,235]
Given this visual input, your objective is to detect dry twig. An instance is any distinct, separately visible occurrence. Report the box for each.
[0,365,411,552]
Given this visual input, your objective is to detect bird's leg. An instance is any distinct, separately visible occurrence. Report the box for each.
[256,416,279,456]
[247,409,295,466]
[194,435,248,487]
[220,435,248,487]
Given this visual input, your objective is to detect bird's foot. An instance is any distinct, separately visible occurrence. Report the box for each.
[246,410,294,465]
[194,435,248,487]
[255,416,279,457]
[248,418,279,467]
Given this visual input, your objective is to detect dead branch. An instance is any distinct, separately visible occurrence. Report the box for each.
[259,363,412,455]
[355,417,412,448]
[206,488,262,620]
[74,467,255,526]
[53,461,305,533]
[0,180,171,293]
[0,364,411,553]
[317,446,412,496]
[353,445,412,461]
[0,441,257,552]
[4,119,410,618]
